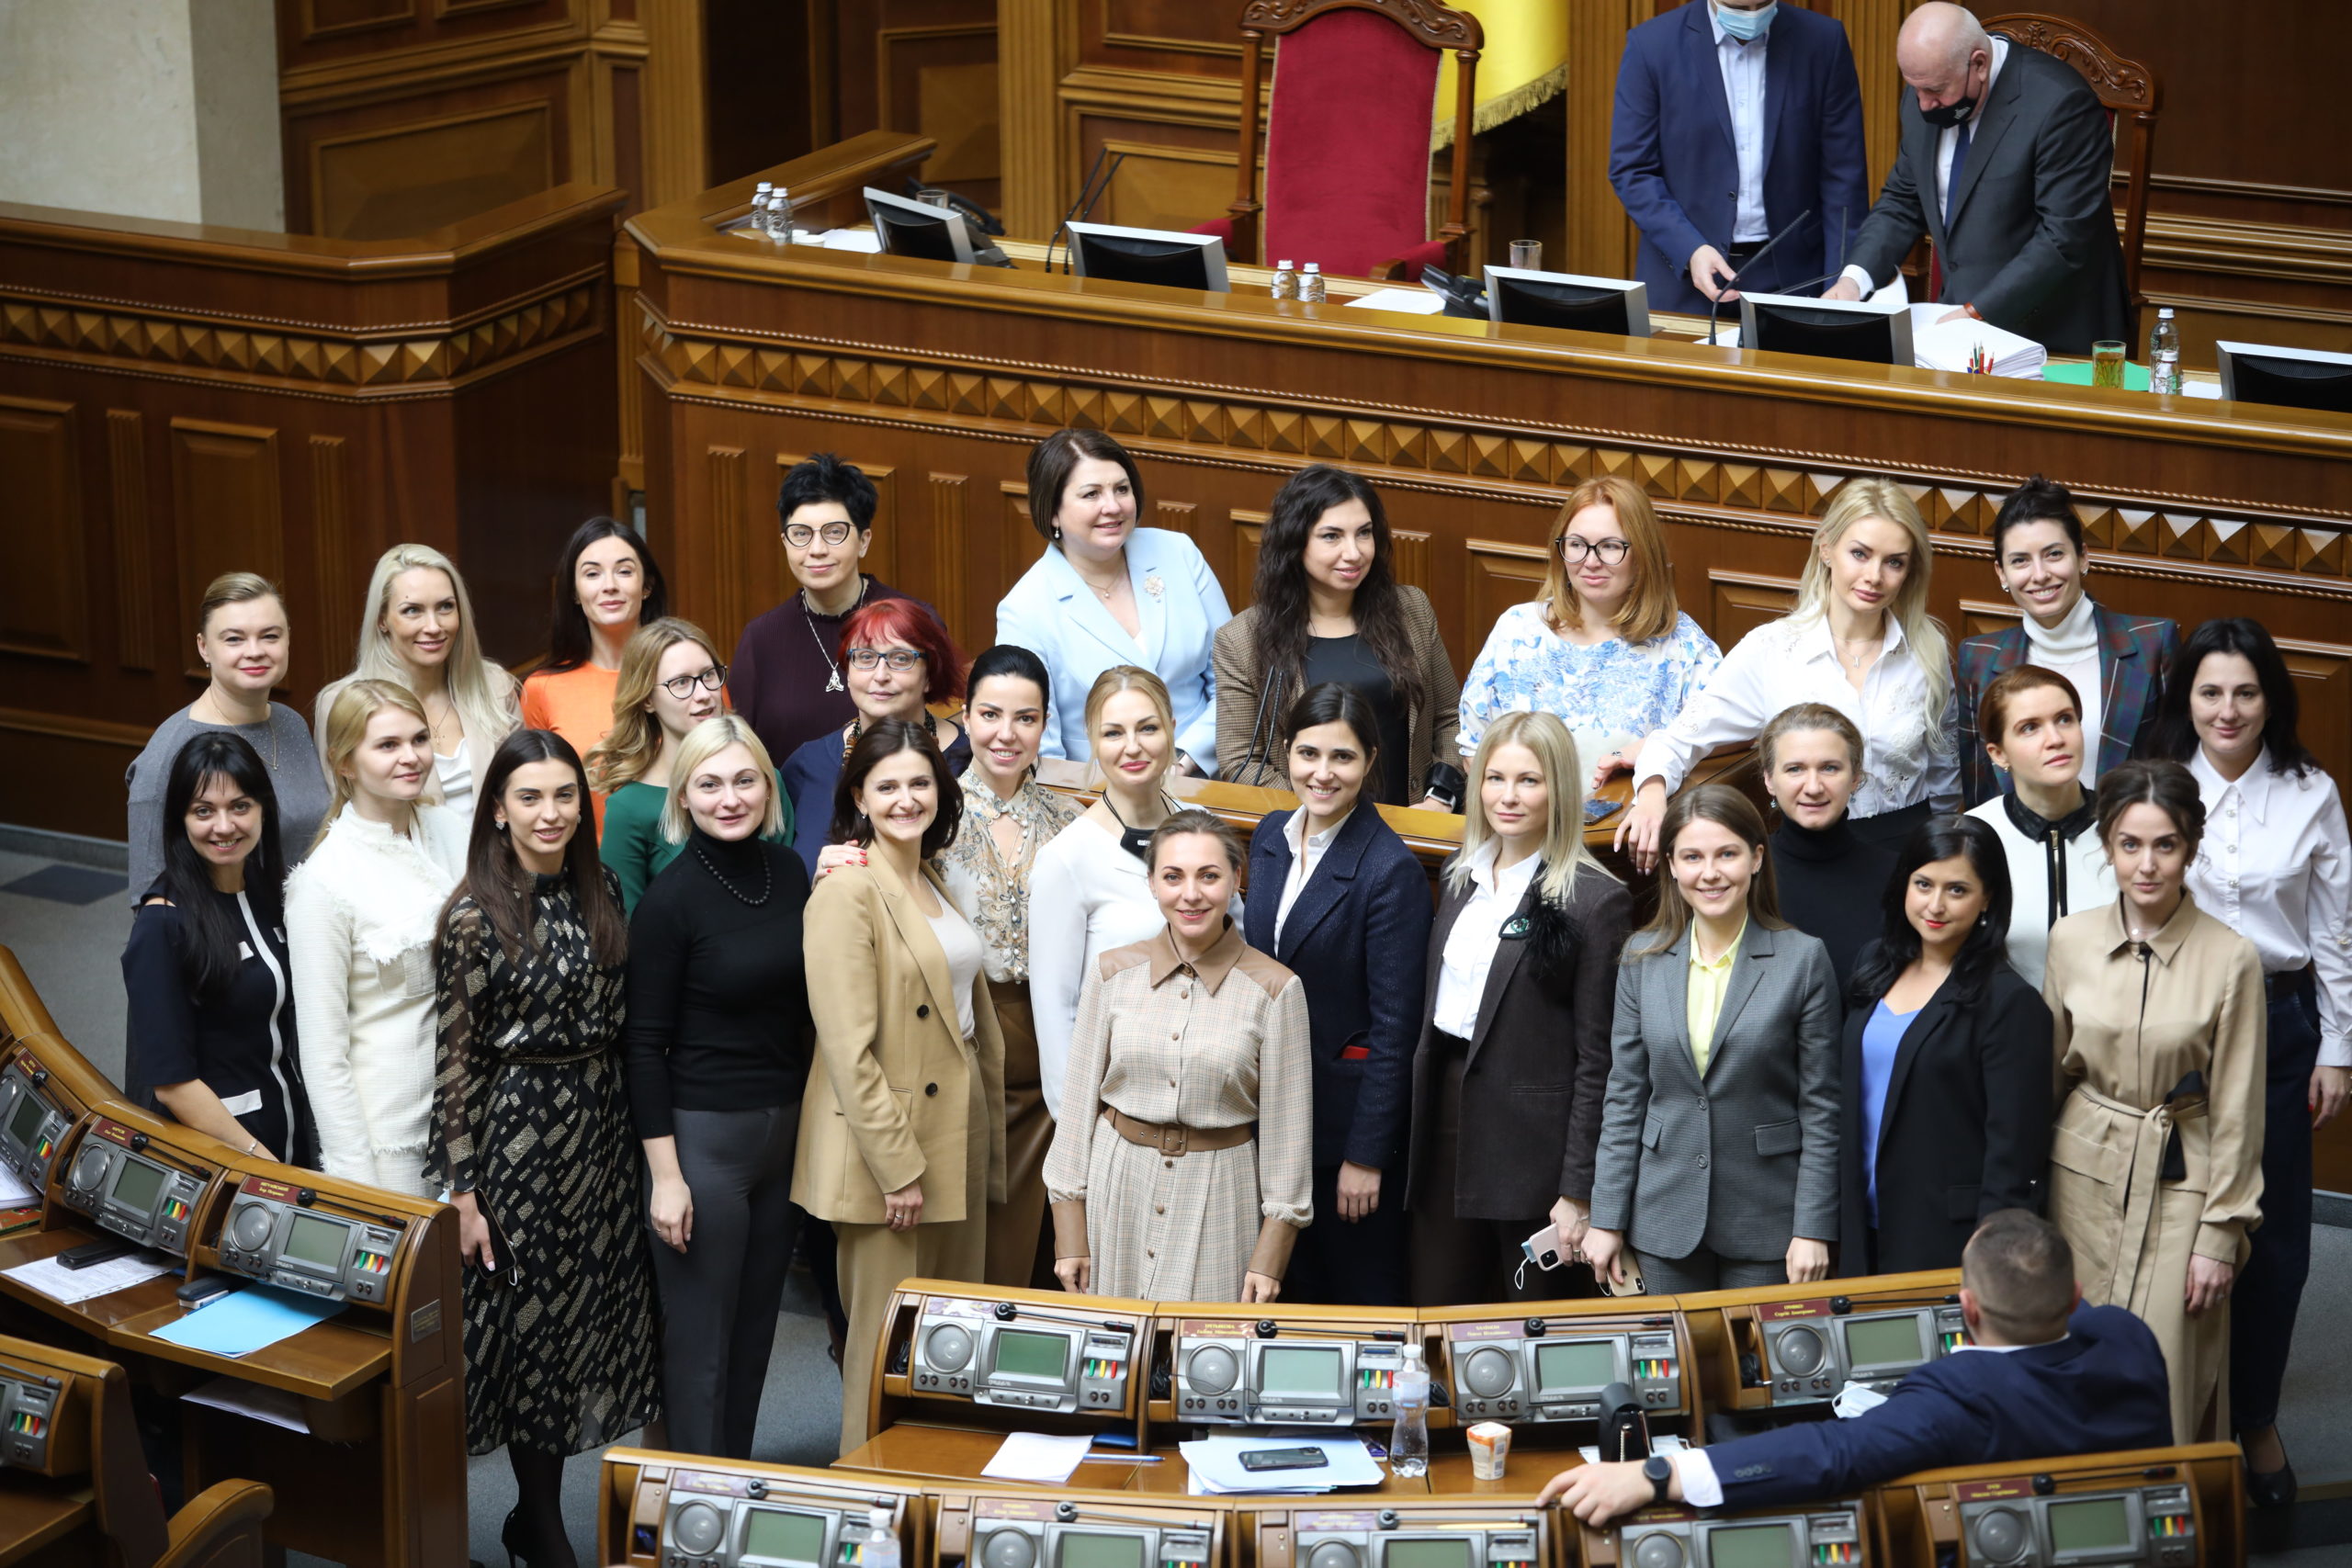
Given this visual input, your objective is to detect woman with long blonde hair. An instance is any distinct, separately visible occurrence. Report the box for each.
[318,544,519,818]
[286,679,467,1193]
[592,619,792,911]
[1403,710,1632,1303]
[1622,477,1955,868]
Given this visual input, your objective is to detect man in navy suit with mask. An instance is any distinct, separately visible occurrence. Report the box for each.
[1539,1210,2173,1523]
[1610,0,1868,316]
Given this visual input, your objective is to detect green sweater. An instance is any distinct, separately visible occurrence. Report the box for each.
[603,771,795,913]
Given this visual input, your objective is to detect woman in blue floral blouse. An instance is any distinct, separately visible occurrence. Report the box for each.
[1456,476,1720,784]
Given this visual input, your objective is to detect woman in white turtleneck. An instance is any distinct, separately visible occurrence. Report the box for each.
[1951,476,2178,807]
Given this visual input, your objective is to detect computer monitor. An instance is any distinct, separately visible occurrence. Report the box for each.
[1739,290,1915,367]
[1067,222,1229,294]
[864,186,978,265]
[1484,266,1650,337]
[2216,341,2352,415]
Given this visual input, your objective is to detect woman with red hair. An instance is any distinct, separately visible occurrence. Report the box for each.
[778,600,970,875]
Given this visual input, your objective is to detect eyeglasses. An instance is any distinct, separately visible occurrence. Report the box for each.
[783,521,856,547]
[846,648,925,671]
[1558,536,1632,565]
[660,664,729,698]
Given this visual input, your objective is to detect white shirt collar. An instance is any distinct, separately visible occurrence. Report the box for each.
[2190,745,2276,825]
[1798,608,1911,667]
[1284,806,1351,858]
[1472,839,1544,900]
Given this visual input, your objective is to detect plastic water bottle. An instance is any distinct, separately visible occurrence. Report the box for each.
[2149,307,2181,395]
[861,1506,899,1568]
[770,185,796,243]
[1388,1344,1430,1478]
[1271,260,1298,300]
[750,182,773,236]
[1300,262,1327,304]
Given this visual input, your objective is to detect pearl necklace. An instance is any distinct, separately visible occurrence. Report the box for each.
[693,842,773,907]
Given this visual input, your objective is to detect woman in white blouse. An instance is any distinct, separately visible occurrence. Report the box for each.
[287,679,467,1194]
[317,544,519,818]
[2151,616,2350,1506]
[1622,477,1957,870]
[1026,667,1187,1122]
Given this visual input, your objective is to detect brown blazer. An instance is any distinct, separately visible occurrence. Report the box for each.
[794,856,1007,1226]
[1212,585,1460,795]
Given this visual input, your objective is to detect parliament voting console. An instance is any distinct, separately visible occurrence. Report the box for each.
[1159,1305,1426,1429]
[956,1490,1223,1568]
[1578,1501,1866,1568]
[1250,1499,1555,1568]
[0,1034,118,1196]
[215,1172,403,1303]
[601,1451,931,1568]
[1421,1303,1695,1437]
[1871,1445,2244,1568]
[1674,1274,1967,1414]
[880,1281,1154,1438]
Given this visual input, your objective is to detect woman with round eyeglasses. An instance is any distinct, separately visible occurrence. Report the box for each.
[731,454,929,767]
[593,618,795,912]
[779,599,971,877]
[1456,476,1720,788]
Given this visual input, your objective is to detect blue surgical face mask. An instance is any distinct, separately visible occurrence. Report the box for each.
[1715,1,1777,42]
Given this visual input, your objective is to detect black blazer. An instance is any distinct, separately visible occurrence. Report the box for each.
[1405,860,1632,1221]
[1242,806,1431,1172]
[1838,957,2052,1274]
[1844,43,2128,355]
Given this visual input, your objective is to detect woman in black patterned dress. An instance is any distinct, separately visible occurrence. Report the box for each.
[431,729,658,1568]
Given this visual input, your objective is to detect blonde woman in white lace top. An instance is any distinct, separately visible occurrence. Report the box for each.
[288,680,466,1194]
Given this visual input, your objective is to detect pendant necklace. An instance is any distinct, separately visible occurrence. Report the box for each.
[804,578,871,693]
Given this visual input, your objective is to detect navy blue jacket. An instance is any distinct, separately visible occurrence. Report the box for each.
[1609,0,1868,315]
[1712,1304,2172,1510]
[1243,806,1430,1172]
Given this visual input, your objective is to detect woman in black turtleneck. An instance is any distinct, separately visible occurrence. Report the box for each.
[1758,704,1896,994]
[625,715,812,1461]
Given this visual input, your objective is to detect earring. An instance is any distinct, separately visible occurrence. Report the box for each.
[495,819,509,833]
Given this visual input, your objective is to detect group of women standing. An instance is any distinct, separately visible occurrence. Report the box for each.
[112,425,2346,1531]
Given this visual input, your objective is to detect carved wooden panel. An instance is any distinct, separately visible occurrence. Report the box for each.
[1230,508,1271,608]
[2276,635,2352,806]
[0,398,88,664]
[880,24,1001,207]
[708,445,750,641]
[107,411,154,671]
[929,471,972,642]
[1960,598,2025,640]
[311,435,357,667]
[1464,538,1549,649]
[169,421,285,661]
[300,0,418,41]
[1707,570,1801,649]
[300,86,566,239]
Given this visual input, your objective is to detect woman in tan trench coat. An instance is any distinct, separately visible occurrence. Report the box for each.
[797,718,1006,1456]
[2043,760,2265,1442]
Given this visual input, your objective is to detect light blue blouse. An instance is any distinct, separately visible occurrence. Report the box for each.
[995,527,1232,772]
[1858,998,1918,1225]
[1455,601,1722,759]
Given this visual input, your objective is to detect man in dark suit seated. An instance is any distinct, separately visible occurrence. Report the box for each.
[1538,1210,2172,1523]
[1821,2,2130,355]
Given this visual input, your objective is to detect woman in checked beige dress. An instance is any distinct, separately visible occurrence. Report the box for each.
[1046,810,1313,1303]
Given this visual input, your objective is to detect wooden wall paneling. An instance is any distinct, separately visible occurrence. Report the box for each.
[878,24,1001,212]
[929,471,970,640]
[1230,508,1269,611]
[168,421,286,671]
[1564,0,1649,277]
[0,397,89,665]
[309,434,357,671]
[707,444,750,641]
[106,410,155,671]
[998,0,1071,237]
[1465,539,1550,666]
[1706,570,1804,649]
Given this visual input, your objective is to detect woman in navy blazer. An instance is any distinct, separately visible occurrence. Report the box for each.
[996,429,1231,773]
[1838,814,2051,1276]
[1243,684,1432,1305]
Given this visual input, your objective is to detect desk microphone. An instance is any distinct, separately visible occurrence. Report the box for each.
[1046,147,1129,274]
[1708,208,1814,345]
[1600,1381,1652,1462]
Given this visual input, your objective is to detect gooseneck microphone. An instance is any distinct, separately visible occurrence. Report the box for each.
[1708,208,1815,345]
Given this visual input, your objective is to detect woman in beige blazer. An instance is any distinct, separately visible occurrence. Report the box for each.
[1212,465,1462,809]
[797,718,1007,1456]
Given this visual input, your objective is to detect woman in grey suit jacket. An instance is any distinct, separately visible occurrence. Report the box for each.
[1586,784,1841,1294]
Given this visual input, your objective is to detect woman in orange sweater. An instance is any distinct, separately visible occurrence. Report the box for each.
[520,518,671,830]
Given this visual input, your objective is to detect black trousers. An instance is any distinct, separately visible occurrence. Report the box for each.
[1284,1160,1410,1306]
[2231,974,2319,1434]
[647,1103,800,1460]
[1408,1036,1593,1306]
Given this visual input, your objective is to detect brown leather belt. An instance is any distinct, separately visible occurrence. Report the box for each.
[1102,1107,1253,1156]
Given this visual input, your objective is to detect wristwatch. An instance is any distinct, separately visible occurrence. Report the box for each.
[1642,1454,1675,1505]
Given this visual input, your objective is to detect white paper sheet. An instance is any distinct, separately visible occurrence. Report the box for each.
[1910,304,2046,378]
[1343,288,1447,316]
[181,1373,314,1433]
[1577,1433,1690,1465]
[5,1251,175,1304]
[0,1165,38,1207]
[981,1431,1095,1484]
[819,228,885,253]
[1180,1430,1387,1494]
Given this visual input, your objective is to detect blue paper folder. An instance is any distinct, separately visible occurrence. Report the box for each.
[149,1284,346,1357]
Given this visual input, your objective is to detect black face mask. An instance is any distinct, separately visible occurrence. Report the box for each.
[1920,95,1978,130]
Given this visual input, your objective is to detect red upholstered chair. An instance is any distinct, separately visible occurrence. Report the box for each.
[1204,0,1484,280]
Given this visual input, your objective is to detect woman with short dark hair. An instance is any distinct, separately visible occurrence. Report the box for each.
[2044,757,2266,1443]
[123,732,305,1163]
[795,718,1004,1455]
[1838,814,2051,1275]
[1213,466,1462,807]
[2150,618,2348,1496]
[431,729,656,1568]
[996,429,1231,773]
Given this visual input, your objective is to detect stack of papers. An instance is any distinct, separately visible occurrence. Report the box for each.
[1910,303,2046,378]
[1180,1430,1387,1495]
[5,1251,175,1304]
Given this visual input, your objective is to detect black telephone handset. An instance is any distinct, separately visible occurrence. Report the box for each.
[1419,265,1488,320]
[905,181,1005,236]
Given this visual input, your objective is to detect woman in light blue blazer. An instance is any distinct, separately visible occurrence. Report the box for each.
[996,430,1231,775]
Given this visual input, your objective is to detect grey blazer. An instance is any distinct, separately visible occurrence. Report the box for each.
[1589,920,1841,1263]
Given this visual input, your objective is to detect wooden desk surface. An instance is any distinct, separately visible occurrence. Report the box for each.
[0,1481,94,1562]
[835,1422,1144,1492]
